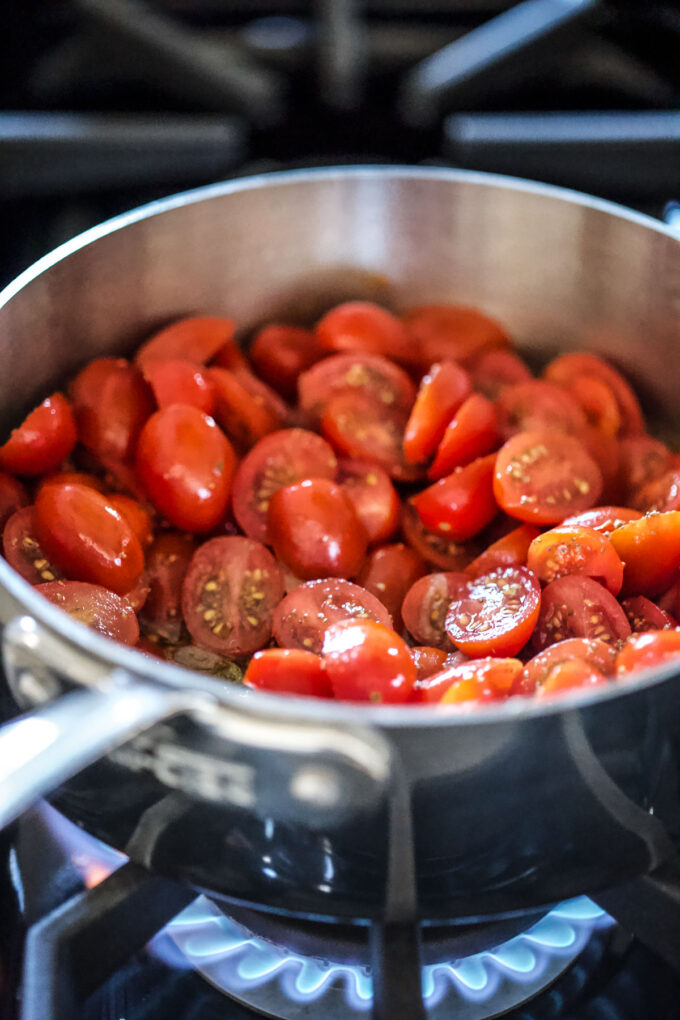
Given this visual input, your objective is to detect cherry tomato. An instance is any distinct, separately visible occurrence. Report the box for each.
[610,512,680,597]
[3,506,63,584]
[227,367,290,430]
[36,581,140,645]
[401,502,477,571]
[527,525,623,595]
[316,302,411,363]
[438,658,524,705]
[107,495,154,548]
[136,635,167,659]
[494,429,602,525]
[268,478,368,580]
[444,566,541,657]
[564,376,622,438]
[298,352,416,422]
[273,578,392,654]
[249,325,324,399]
[135,316,235,370]
[469,347,532,399]
[322,620,415,703]
[136,405,235,533]
[403,304,509,367]
[633,468,680,514]
[181,536,284,656]
[544,352,644,436]
[122,572,151,612]
[357,543,426,631]
[658,578,680,620]
[35,483,144,595]
[561,505,642,537]
[208,367,280,452]
[401,572,462,649]
[466,524,539,578]
[533,575,630,651]
[619,436,672,502]
[322,389,423,482]
[409,646,448,682]
[244,648,332,698]
[232,429,337,543]
[211,333,251,375]
[37,471,105,494]
[70,359,153,463]
[0,472,29,533]
[139,531,195,642]
[580,425,622,504]
[429,393,499,480]
[616,630,680,677]
[622,596,676,633]
[0,393,77,476]
[411,454,497,541]
[143,358,216,415]
[336,459,400,545]
[496,380,587,439]
[403,361,471,464]
[536,660,608,699]
[520,637,617,694]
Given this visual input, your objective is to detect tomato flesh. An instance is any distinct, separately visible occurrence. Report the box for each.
[634,468,680,514]
[336,459,400,545]
[527,525,623,595]
[36,580,139,645]
[438,658,524,705]
[621,596,676,633]
[244,648,332,697]
[533,575,630,651]
[322,389,423,482]
[0,472,29,533]
[429,393,499,480]
[469,348,532,399]
[466,524,539,578]
[610,511,680,597]
[316,302,411,363]
[403,361,471,464]
[411,454,497,541]
[544,352,644,436]
[0,393,77,476]
[70,359,153,464]
[322,620,415,703]
[520,638,617,694]
[561,506,642,536]
[409,646,448,682]
[357,542,425,631]
[249,324,323,400]
[135,316,235,370]
[273,578,392,654]
[401,502,477,571]
[401,572,462,649]
[403,304,509,367]
[298,352,416,422]
[536,659,608,698]
[496,380,587,439]
[616,630,680,677]
[208,367,280,452]
[444,566,541,657]
[3,506,63,584]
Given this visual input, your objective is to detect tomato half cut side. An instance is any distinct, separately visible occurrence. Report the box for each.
[610,511,680,597]
[428,393,500,480]
[140,531,196,642]
[208,367,280,452]
[622,596,676,633]
[535,660,609,699]
[494,429,602,525]
[544,352,644,436]
[322,620,415,703]
[70,359,154,463]
[357,543,426,631]
[231,429,338,544]
[401,502,477,571]
[520,637,617,694]
[244,648,332,698]
[533,575,630,652]
[469,348,532,400]
[321,389,424,482]
[409,646,448,682]
[438,658,524,705]
[401,572,466,649]
[272,578,392,654]
[466,524,539,578]
[143,358,216,415]
[444,566,541,657]
[496,380,587,439]
[3,506,63,584]
[561,506,642,536]
[298,353,416,422]
[336,459,400,545]
[0,393,77,476]
[527,525,623,595]
[566,376,622,438]
[402,304,509,367]
[411,454,497,541]
[0,472,29,533]
[403,361,471,464]
[182,536,284,656]
[135,316,235,370]
[633,469,680,514]
[316,302,411,363]
[36,580,140,645]
[616,630,680,677]
[249,325,324,400]
[619,436,672,502]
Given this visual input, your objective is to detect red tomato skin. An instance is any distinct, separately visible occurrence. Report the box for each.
[401,502,477,571]
[37,471,105,495]
[316,302,411,362]
[208,367,280,451]
[527,525,623,596]
[244,648,332,697]
[268,479,368,580]
[622,596,676,633]
[336,459,400,545]
[411,454,497,542]
[428,393,499,480]
[469,347,532,400]
[36,580,140,645]
[298,352,416,422]
[34,483,144,595]
[322,620,416,703]
[519,638,617,694]
[0,393,77,476]
[0,471,29,532]
[618,436,672,502]
[561,506,642,537]
[533,575,630,652]
[273,578,393,654]
[438,657,524,705]
[610,512,680,598]
[403,361,471,464]
[444,566,541,657]
[135,316,235,370]
[616,630,680,676]
[409,646,448,683]
[107,495,154,548]
[561,375,621,438]
[403,304,509,367]
[144,358,216,415]
[356,543,426,631]
[139,531,195,642]
[136,405,235,533]
[3,506,63,584]
[249,325,323,399]
[634,468,680,514]
[466,524,539,578]
[496,380,587,439]
[536,660,609,698]
[70,359,153,463]
[544,352,644,436]
[401,572,463,649]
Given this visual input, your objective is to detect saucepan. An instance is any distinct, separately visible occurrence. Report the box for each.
[0,167,679,925]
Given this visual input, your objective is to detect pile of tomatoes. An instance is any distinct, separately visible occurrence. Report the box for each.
[2,301,680,706]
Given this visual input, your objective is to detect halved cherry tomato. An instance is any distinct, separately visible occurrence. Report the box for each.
[533,575,630,651]
[466,524,539,578]
[580,425,622,504]
[232,429,337,543]
[438,658,524,705]
[136,635,167,659]
[444,566,541,657]
[544,352,644,436]
[403,304,509,367]
[322,620,415,703]
[316,302,411,363]
[37,471,105,494]
[336,459,400,545]
[181,536,284,656]
[411,454,497,541]
[107,495,154,548]
[208,367,280,452]
[610,512,680,597]
[322,389,423,482]
[527,526,623,595]
[619,436,672,502]
[561,505,642,536]
[36,580,140,645]
[211,333,251,375]
[401,502,477,571]
[244,648,332,697]
[70,359,153,463]
[135,316,235,370]
[633,469,680,514]
[469,347,532,399]
[403,361,471,464]
[494,429,602,525]
[622,596,676,633]
[0,472,29,532]
[273,578,392,654]
[658,578,680,620]
[139,532,195,643]
[268,478,368,580]
[357,543,426,631]
[536,659,608,698]
[616,630,680,677]
[250,324,324,399]
[429,393,499,480]
[143,358,216,415]
[227,367,290,430]
[298,352,416,422]
[3,506,63,584]
[564,376,622,438]
[122,573,151,612]
[496,380,586,439]
[520,637,617,694]
[409,646,448,682]
[35,483,144,595]
[401,572,462,649]
[0,393,77,476]
[136,405,235,533]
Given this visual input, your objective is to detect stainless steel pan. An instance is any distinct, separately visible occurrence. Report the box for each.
[1,167,679,925]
